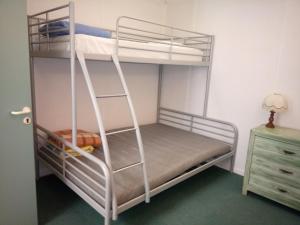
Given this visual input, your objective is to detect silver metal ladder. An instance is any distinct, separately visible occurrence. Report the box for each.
[76,51,150,219]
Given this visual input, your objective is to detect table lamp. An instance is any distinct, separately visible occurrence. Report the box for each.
[263,93,288,128]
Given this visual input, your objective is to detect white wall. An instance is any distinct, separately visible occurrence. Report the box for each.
[165,0,300,175]
[27,0,167,29]
[33,59,159,131]
[27,0,168,132]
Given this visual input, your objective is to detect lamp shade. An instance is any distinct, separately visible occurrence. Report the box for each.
[263,93,288,112]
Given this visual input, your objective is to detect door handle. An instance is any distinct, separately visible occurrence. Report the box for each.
[11,106,31,115]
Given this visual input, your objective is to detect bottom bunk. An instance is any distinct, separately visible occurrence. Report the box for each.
[36,121,237,219]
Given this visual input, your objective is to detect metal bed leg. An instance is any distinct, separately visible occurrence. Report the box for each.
[230,154,236,173]
[203,36,214,118]
[157,65,163,123]
[35,159,40,180]
[104,215,110,225]
[29,47,40,180]
[69,1,77,147]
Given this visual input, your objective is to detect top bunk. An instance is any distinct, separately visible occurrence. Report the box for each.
[27,2,214,66]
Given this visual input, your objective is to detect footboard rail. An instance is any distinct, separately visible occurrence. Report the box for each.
[36,125,111,224]
[158,107,238,154]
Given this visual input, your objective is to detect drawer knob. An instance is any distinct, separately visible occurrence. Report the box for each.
[283,150,295,155]
[277,188,288,193]
[279,169,293,175]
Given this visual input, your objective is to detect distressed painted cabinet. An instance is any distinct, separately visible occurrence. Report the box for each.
[243,125,300,211]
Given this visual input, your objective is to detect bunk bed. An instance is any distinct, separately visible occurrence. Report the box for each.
[28,2,238,225]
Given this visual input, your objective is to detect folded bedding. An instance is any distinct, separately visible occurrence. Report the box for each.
[49,129,101,156]
[64,145,95,157]
[39,21,111,38]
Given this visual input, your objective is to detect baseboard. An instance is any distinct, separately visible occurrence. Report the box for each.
[233,167,244,176]
[216,161,244,176]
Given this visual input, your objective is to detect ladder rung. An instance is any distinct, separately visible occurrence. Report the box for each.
[106,127,136,136]
[96,93,127,98]
[113,162,143,173]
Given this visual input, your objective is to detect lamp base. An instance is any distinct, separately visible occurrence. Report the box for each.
[266,111,275,128]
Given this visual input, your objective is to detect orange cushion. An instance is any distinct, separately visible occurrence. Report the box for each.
[50,129,101,148]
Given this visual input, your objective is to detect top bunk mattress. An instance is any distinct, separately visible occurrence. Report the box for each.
[32,34,205,65]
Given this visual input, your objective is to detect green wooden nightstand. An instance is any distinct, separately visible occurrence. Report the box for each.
[243,125,300,211]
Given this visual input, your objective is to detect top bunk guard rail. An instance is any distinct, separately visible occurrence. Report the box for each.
[28,16,70,27]
[116,16,213,63]
[27,3,73,53]
[29,4,70,17]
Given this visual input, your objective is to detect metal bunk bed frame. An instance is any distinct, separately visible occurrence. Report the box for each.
[28,2,238,225]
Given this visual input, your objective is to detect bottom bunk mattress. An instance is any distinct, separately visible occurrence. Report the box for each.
[40,123,231,206]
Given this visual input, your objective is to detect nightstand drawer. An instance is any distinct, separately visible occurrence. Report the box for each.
[251,155,300,189]
[253,136,300,166]
[249,174,300,210]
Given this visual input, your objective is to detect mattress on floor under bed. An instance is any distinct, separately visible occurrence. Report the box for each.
[46,123,231,206]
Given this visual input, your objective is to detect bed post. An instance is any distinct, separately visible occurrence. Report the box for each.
[157,65,163,123]
[28,15,39,180]
[69,1,77,146]
[203,35,214,118]
[230,126,238,173]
